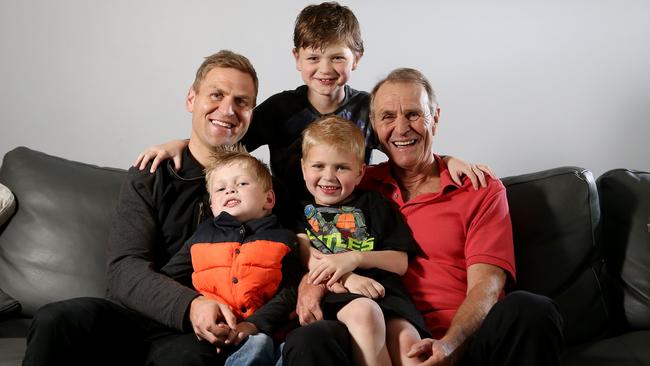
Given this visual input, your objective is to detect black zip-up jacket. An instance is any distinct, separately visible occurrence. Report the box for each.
[106,147,211,331]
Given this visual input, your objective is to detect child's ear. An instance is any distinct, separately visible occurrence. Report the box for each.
[300,158,307,179]
[355,163,367,185]
[263,190,276,211]
[292,48,301,71]
[352,52,363,71]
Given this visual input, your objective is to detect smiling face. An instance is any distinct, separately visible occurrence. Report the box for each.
[293,42,360,103]
[301,144,365,206]
[208,162,275,222]
[371,81,440,171]
[186,67,256,153]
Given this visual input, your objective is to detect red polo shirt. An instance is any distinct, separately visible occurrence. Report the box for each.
[360,155,516,338]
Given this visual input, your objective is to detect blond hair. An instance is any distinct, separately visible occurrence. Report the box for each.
[204,144,273,193]
[192,50,259,105]
[293,2,364,55]
[302,116,365,163]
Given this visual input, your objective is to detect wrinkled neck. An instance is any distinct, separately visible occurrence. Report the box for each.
[391,159,440,201]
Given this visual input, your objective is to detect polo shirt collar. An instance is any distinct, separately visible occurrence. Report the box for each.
[363,154,462,197]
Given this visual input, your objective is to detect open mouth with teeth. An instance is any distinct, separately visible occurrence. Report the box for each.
[318,185,340,194]
[224,199,240,207]
[210,119,235,129]
[316,78,336,85]
[392,139,417,147]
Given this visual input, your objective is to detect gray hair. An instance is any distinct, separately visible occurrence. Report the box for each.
[370,68,438,117]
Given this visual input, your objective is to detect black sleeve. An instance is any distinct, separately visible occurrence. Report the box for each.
[241,94,281,152]
[366,191,420,257]
[246,232,303,335]
[106,168,199,332]
[159,238,194,288]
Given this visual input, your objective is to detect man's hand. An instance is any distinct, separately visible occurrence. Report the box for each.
[342,273,385,299]
[309,251,360,287]
[189,296,237,344]
[296,274,327,325]
[225,321,258,346]
[407,338,457,366]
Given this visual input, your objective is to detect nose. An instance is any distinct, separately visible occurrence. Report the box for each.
[323,166,337,181]
[225,186,237,194]
[318,59,333,74]
[395,114,411,135]
[218,97,235,117]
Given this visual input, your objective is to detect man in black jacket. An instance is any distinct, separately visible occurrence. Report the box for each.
[23,50,260,366]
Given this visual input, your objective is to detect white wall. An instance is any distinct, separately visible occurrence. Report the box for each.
[1,0,648,178]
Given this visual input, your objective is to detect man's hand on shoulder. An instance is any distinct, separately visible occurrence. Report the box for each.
[189,296,237,345]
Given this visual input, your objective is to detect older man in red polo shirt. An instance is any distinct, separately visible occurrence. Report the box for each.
[284,68,563,366]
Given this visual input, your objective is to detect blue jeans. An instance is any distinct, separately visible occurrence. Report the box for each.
[225,333,279,366]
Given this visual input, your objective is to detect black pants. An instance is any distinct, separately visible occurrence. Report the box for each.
[22,297,228,366]
[283,291,564,366]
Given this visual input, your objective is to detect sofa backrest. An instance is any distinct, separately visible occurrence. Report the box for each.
[0,147,126,316]
[503,167,609,345]
[597,169,650,331]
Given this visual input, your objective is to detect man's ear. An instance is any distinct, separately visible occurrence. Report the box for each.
[263,190,276,211]
[352,52,363,71]
[185,87,196,113]
[292,48,301,71]
[432,106,441,136]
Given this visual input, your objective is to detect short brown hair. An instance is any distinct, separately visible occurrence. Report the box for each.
[204,144,273,193]
[302,116,365,164]
[192,50,259,104]
[370,68,438,117]
[293,2,364,55]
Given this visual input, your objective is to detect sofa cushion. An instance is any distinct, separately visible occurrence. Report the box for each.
[562,330,650,365]
[0,147,126,316]
[0,288,20,321]
[0,183,15,227]
[597,169,650,330]
[502,167,609,344]
[0,337,25,366]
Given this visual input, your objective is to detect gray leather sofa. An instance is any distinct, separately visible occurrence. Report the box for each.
[1,146,649,365]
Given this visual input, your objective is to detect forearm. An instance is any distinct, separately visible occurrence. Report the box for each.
[105,170,198,331]
[356,250,408,275]
[107,254,198,331]
[297,234,315,270]
[246,286,297,335]
[440,264,505,354]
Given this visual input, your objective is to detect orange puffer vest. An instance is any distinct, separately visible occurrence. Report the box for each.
[189,214,294,320]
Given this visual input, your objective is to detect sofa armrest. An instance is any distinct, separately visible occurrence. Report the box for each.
[0,147,126,317]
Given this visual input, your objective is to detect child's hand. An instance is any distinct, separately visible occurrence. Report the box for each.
[342,273,385,299]
[444,156,495,190]
[327,281,348,294]
[213,322,232,353]
[308,251,361,287]
[133,139,188,173]
[225,321,258,346]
